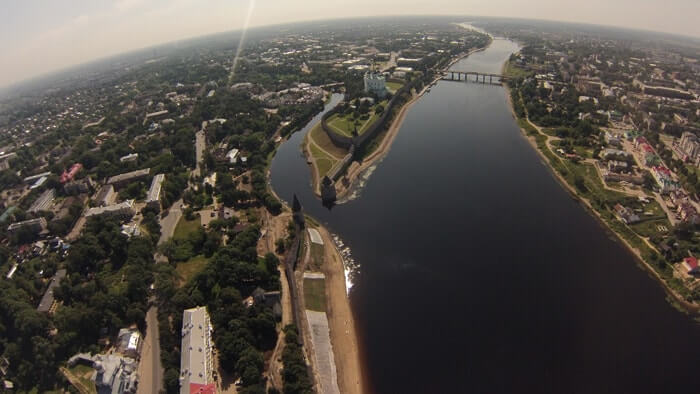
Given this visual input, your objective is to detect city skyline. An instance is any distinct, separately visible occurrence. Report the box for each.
[2,0,700,88]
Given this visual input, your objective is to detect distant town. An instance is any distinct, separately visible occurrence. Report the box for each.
[500,23,700,306]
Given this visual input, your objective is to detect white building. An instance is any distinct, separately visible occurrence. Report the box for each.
[678,132,700,165]
[85,200,135,219]
[180,306,216,394]
[120,153,139,163]
[226,148,239,164]
[363,72,387,98]
[146,174,165,210]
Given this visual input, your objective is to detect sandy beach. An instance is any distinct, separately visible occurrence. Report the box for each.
[317,225,364,394]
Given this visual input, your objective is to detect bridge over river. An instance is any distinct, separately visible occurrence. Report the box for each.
[442,70,509,85]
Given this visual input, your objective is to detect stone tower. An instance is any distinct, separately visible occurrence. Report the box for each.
[321,176,337,204]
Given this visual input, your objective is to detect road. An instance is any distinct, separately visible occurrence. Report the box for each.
[137,304,163,394]
[158,199,183,246]
[194,128,206,177]
[380,51,397,72]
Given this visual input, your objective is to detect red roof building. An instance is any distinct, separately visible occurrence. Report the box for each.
[682,257,699,275]
[189,383,216,394]
[60,163,83,184]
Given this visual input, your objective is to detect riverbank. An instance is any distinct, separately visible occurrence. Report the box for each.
[315,224,364,394]
[305,45,490,202]
[503,82,700,314]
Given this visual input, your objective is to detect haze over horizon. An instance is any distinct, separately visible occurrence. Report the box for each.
[2,0,699,89]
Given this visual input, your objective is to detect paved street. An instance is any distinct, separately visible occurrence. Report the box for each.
[194,129,206,177]
[137,305,163,394]
[158,199,183,246]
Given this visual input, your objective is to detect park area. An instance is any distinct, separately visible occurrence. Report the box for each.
[303,277,327,312]
[326,99,388,138]
[307,123,349,178]
[386,81,403,93]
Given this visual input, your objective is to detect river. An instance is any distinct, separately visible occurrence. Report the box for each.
[270,39,700,393]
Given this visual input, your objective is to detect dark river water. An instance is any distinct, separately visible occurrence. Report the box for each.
[270,39,700,394]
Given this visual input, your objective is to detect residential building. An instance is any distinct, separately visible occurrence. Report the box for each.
[677,132,700,164]
[120,153,139,163]
[85,200,135,219]
[146,174,165,210]
[602,170,644,185]
[601,148,630,159]
[117,329,142,360]
[64,177,94,195]
[607,160,628,173]
[23,171,52,184]
[107,168,150,188]
[29,176,47,190]
[95,184,116,207]
[8,217,47,235]
[226,148,239,164]
[677,202,700,224]
[180,306,216,394]
[68,353,138,394]
[28,189,55,213]
[681,257,699,275]
[37,269,66,313]
[614,204,640,224]
[651,166,680,193]
[60,163,82,183]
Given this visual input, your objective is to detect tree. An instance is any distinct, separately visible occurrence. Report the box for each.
[275,238,286,255]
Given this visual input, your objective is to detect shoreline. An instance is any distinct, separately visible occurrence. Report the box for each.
[502,82,699,314]
[307,45,490,202]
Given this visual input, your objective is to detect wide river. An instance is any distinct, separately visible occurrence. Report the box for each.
[270,39,700,393]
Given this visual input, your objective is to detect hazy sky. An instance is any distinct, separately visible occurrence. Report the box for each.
[1,0,698,87]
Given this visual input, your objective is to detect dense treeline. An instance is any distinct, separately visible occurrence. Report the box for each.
[281,325,313,394]
[156,225,281,393]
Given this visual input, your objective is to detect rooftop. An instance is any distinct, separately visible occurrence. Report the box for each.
[37,269,67,313]
[180,306,215,394]
[107,168,150,185]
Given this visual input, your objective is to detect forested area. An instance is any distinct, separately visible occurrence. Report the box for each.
[155,225,281,393]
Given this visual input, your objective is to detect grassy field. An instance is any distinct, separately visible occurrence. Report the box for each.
[174,215,200,240]
[309,123,348,158]
[326,100,387,137]
[303,278,327,312]
[68,364,97,394]
[327,112,381,137]
[386,81,404,93]
[175,255,209,286]
[504,60,533,79]
[308,243,325,271]
[309,143,337,178]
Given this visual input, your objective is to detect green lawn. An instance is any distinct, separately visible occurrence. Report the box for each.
[68,364,97,394]
[386,81,404,93]
[174,216,200,240]
[175,255,209,286]
[309,123,348,158]
[326,101,387,137]
[308,243,325,271]
[504,60,533,79]
[304,278,327,312]
[309,143,337,178]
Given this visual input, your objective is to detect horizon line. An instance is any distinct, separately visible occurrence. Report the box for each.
[2,13,699,93]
